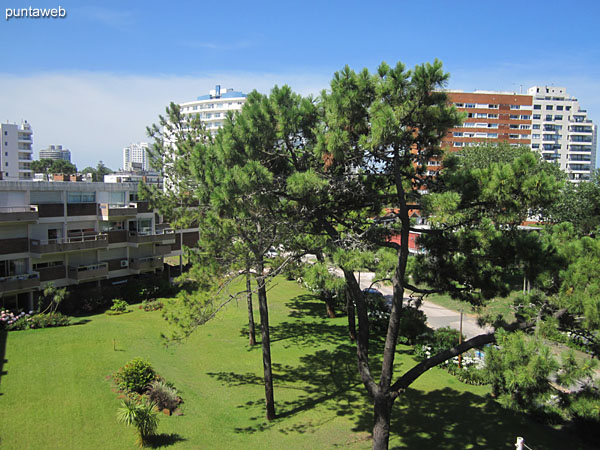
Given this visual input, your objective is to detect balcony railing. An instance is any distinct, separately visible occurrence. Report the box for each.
[127,228,175,244]
[0,271,40,293]
[0,205,39,222]
[67,263,108,281]
[130,257,163,272]
[98,203,138,219]
[30,233,108,254]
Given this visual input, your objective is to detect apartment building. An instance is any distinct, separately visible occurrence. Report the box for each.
[528,86,597,182]
[179,85,247,134]
[443,91,533,150]
[39,145,71,162]
[0,180,199,310]
[0,120,34,181]
[123,142,150,172]
[442,88,597,182]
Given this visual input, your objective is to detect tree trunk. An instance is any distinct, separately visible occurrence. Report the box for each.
[346,287,356,341]
[256,272,276,420]
[324,292,336,318]
[246,272,256,346]
[372,393,393,450]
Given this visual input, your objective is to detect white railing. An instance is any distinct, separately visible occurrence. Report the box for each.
[31,233,107,246]
[0,205,38,213]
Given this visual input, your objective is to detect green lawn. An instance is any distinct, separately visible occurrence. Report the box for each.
[425,290,518,324]
[0,278,590,449]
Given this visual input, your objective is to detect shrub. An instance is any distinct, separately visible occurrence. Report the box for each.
[117,397,159,447]
[141,300,163,312]
[114,358,156,393]
[109,298,129,314]
[364,291,390,335]
[397,307,428,344]
[147,380,181,412]
[1,310,70,331]
[414,326,463,360]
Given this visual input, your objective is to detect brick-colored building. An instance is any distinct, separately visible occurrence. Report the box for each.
[443,91,533,150]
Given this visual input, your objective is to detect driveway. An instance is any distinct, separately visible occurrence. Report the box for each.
[355,271,493,339]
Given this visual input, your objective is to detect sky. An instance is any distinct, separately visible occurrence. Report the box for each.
[1,0,599,170]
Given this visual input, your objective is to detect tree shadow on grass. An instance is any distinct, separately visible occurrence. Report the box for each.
[209,343,370,435]
[348,387,595,450]
[285,295,329,319]
[145,433,186,448]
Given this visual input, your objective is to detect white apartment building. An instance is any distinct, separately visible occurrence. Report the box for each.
[39,145,71,162]
[123,142,150,172]
[528,86,597,182]
[179,85,247,134]
[0,120,34,181]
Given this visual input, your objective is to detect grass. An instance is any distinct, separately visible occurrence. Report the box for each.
[424,290,518,324]
[0,278,593,449]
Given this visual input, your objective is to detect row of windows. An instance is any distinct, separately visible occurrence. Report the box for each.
[533,104,571,111]
[185,101,244,111]
[455,103,532,110]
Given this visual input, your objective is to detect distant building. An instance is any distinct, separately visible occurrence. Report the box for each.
[179,85,247,135]
[123,142,150,172]
[0,120,34,180]
[39,145,71,162]
[442,87,597,182]
[104,171,162,188]
[528,86,597,182]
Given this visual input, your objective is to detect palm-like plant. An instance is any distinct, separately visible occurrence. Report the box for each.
[117,398,159,447]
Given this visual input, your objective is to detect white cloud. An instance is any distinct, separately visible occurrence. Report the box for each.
[1,65,597,172]
[0,71,330,170]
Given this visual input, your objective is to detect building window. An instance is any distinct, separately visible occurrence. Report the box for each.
[465,103,475,108]
[545,115,553,121]
[533,124,540,129]
[546,105,553,110]
[532,143,540,149]
[534,105,541,110]
[566,106,571,111]
[555,115,563,120]
[509,115,519,119]
[557,105,564,111]
[520,115,530,120]
[532,134,540,139]
[67,192,96,203]
[533,114,541,120]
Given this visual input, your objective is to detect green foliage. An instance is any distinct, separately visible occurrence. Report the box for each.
[485,331,558,413]
[545,171,600,236]
[39,283,68,314]
[117,397,159,447]
[114,358,156,394]
[141,299,163,312]
[81,161,113,182]
[109,298,129,314]
[414,327,463,360]
[31,158,77,176]
[2,311,70,330]
[396,307,428,344]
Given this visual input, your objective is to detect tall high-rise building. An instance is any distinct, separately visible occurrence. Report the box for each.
[179,85,247,135]
[39,145,71,162]
[0,120,33,180]
[528,86,597,182]
[442,88,597,182]
[123,142,150,172]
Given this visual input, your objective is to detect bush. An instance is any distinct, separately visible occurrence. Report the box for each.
[364,291,390,335]
[1,310,70,331]
[114,358,156,393]
[414,326,463,360]
[397,307,428,344]
[109,298,129,314]
[147,380,181,412]
[141,300,163,312]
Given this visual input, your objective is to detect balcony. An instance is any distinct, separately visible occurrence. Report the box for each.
[38,265,67,282]
[67,263,108,282]
[0,272,40,294]
[154,244,172,256]
[98,203,138,220]
[0,205,38,223]
[30,233,108,254]
[130,257,163,273]
[106,230,128,244]
[127,229,175,245]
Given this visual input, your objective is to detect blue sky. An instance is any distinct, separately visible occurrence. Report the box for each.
[1,0,599,169]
